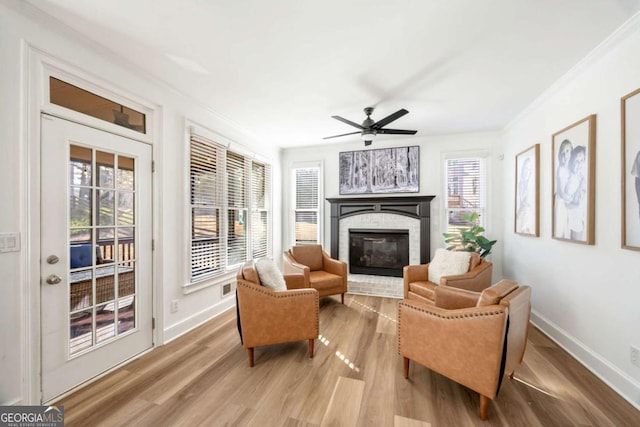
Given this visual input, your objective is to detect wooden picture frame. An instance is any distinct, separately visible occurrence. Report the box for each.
[622,89,640,251]
[515,144,540,236]
[338,146,419,195]
[551,115,596,244]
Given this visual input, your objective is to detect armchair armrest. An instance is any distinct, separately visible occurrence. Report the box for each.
[403,264,429,298]
[237,280,319,349]
[404,264,429,282]
[283,273,307,290]
[398,299,507,399]
[440,261,493,292]
[283,251,311,285]
[434,285,480,309]
[321,251,347,278]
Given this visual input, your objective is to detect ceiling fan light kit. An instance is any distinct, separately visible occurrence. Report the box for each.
[324,107,417,146]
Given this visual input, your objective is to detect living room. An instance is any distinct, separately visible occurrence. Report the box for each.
[1,0,639,424]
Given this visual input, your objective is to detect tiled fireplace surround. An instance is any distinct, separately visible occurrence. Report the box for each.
[326,196,435,298]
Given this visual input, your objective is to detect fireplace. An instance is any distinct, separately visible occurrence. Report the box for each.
[349,229,409,277]
[326,196,434,298]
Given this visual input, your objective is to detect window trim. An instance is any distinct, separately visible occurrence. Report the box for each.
[441,150,492,241]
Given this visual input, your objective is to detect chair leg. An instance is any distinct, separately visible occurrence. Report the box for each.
[479,394,490,420]
[247,348,254,367]
[341,293,344,304]
[309,339,314,358]
[403,357,410,379]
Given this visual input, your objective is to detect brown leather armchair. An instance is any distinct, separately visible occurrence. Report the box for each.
[403,252,493,304]
[398,279,531,420]
[283,245,348,304]
[236,260,319,367]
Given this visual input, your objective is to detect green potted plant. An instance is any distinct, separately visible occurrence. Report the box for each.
[443,212,497,258]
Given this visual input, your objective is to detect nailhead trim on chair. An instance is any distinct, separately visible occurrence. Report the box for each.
[237,281,320,335]
[397,302,505,354]
[398,301,505,319]
[238,281,317,298]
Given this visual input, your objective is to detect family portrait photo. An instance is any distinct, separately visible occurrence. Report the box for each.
[552,115,596,244]
[515,144,539,236]
[622,88,640,250]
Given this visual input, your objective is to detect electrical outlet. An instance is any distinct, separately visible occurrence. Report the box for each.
[631,346,640,368]
[170,300,179,313]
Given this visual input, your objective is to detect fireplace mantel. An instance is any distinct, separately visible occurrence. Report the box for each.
[326,195,435,264]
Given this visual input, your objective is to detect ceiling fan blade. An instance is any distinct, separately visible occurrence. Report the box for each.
[323,131,361,140]
[377,128,417,135]
[372,109,409,129]
[331,116,364,129]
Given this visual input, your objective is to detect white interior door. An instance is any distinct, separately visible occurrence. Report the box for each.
[40,114,153,402]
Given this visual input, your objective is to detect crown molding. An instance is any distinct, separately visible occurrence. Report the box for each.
[505,10,640,132]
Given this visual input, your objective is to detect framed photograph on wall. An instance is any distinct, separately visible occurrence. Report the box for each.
[551,114,596,244]
[338,146,419,195]
[515,144,540,236]
[622,88,640,251]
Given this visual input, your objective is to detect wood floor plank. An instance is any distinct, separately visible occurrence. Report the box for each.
[320,376,365,427]
[394,414,431,427]
[55,293,640,427]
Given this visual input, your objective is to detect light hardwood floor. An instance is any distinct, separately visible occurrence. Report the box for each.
[56,294,640,426]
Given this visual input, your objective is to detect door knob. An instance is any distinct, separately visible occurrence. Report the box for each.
[46,274,62,285]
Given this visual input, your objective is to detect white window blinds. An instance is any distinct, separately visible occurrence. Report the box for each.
[189,134,272,283]
[251,161,270,259]
[445,157,486,232]
[190,137,224,280]
[294,167,320,245]
[226,152,248,267]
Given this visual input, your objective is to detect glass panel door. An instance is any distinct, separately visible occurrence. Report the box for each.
[41,115,152,403]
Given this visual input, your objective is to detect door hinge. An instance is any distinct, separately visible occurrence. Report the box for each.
[152,239,155,251]
[152,160,155,172]
[152,317,156,330]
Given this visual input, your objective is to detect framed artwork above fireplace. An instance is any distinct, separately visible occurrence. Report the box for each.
[339,146,419,195]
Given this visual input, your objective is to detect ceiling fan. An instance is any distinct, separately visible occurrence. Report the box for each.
[323,107,417,146]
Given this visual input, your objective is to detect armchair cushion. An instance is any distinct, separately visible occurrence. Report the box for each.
[427,248,471,284]
[255,258,287,291]
[70,244,93,269]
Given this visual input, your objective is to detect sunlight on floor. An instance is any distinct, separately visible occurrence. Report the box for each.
[512,376,558,399]
[335,350,361,372]
[349,298,397,323]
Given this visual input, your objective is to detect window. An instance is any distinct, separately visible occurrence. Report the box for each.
[50,77,146,133]
[251,162,270,259]
[189,135,271,282]
[445,157,487,233]
[293,166,321,245]
[226,152,248,266]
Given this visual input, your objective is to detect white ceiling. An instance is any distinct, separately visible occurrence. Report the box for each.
[26,0,640,148]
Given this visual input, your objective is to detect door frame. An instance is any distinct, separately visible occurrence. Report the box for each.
[24,45,163,403]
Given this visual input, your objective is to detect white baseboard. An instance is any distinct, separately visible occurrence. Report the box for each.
[1,397,23,406]
[163,297,236,344]
[531,309,640,411]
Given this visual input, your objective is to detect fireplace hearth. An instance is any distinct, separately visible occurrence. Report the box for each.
[349,229,409,277]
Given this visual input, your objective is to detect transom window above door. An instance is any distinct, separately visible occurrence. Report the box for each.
[49,77,146,134]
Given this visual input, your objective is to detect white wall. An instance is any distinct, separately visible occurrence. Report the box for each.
[503,16,640,408]
[0,1,282,404]
[280,131,505,279]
